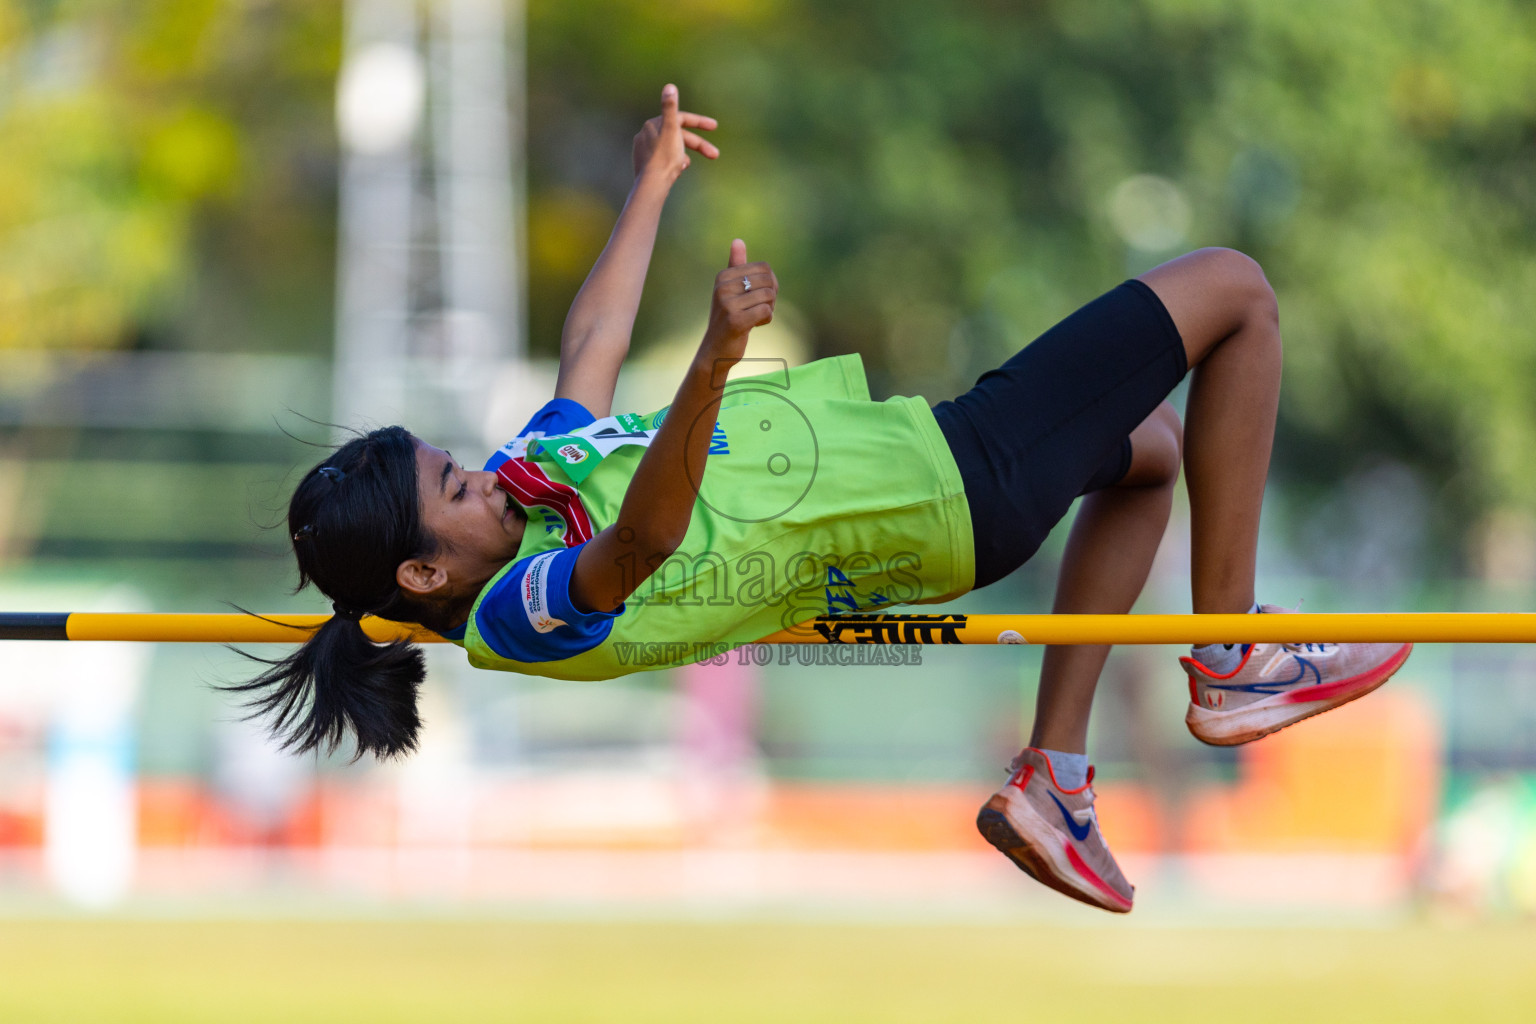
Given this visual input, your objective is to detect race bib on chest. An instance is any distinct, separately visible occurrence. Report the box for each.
[528,413,656,483]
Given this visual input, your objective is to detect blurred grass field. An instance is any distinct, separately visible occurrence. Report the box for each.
[1,918,1534,1023]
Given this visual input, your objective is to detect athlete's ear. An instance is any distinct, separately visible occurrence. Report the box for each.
[396,557,449,599]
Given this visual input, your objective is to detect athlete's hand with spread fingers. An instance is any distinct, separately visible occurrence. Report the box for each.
[555,83,717,418]
[703,239,777,372]
[632,83,719,184]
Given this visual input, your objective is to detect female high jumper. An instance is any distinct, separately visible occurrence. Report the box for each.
[237,84,1412,913]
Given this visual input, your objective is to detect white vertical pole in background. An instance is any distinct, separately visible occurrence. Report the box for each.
[334,0,526,871]
[431,0,522,384]
[33,592,151,909]
[334,0,524,442]
[333,0,423,430]
[0,588,148,908]
[44,642,145,908]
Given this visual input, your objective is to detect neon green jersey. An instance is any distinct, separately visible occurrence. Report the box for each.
[447,355,974,680]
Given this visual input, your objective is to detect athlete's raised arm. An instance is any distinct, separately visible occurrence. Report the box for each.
[568,240,776,614]
[552,83,719,418]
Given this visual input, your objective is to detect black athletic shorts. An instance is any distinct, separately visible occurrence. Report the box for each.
[933,278,1187,590]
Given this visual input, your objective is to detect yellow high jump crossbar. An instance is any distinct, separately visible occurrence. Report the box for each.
[3,612,1536,645]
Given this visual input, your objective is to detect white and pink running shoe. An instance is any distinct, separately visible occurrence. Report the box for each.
[1181,605,1413,746]
[976,748,1134,913]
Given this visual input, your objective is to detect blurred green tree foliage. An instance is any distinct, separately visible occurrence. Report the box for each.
[528,0,1536,565]
[0,0,339,353]
[2,0,1534,565]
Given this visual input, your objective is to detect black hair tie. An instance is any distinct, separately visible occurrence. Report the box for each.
[292,524,315,544]
[332,602,364,623]
[318,466,346,483]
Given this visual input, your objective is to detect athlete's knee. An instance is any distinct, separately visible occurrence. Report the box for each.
[1147,401,1183,483]
[1152,400,1183,458]
[1190,247,1278,332]
[1125,402,1182,487]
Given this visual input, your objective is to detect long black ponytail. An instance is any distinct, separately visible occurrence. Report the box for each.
[228,426,447,760]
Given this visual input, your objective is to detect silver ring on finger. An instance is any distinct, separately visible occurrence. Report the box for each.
[742,277,752,292]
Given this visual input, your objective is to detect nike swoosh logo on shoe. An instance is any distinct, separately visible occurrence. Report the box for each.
[1047,791,1092,841]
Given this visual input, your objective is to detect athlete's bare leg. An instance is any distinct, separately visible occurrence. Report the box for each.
[1028,248,1281,753]
[1029,403,1181,753]
[1138,247,1282,616]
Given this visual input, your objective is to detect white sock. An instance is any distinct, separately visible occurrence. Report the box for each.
[1040,749,1089,790]
[1192,603,1261,673]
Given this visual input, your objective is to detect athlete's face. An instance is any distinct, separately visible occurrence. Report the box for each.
[396,440,526,604]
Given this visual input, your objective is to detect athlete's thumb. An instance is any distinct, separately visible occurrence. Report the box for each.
[728,238,747,268]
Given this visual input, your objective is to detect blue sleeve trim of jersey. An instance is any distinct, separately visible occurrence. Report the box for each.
[521,398,594,438]
[472,544,622,664]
